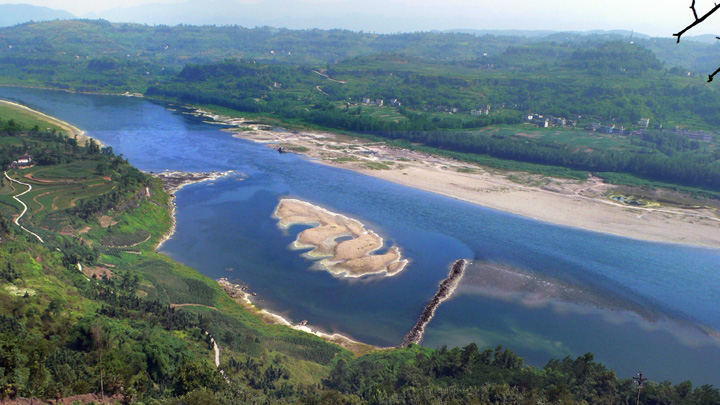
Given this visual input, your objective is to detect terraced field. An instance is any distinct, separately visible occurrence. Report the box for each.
[2,160,115,238]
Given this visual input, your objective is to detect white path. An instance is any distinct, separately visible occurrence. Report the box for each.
[204,330,230,382]
[4,171,44,243]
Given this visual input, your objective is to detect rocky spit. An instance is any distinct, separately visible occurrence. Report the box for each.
[402,259,468,347]
[152,170,236,193]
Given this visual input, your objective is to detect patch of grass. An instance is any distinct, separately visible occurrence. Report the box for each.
[101,229,151,247]
[332,156,359,163]
[363,161,392,170]
[280,143,310,153]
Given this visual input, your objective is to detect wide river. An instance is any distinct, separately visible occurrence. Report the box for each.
[2,87,719,385]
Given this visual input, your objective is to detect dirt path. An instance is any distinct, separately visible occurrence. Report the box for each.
[312,69,347,83]
[24,172,72,184]
[170,303,219,311]
[32,191,53,214]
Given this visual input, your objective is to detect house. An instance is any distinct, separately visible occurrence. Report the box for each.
[686,131,713,142]
[637,117,650,128]
[585,123,601,132]
[362,98,372,105]
[376,99,384,107]
[531,118,549,128]
[552,117,566,126]
[9,154,34,169]
[389,99,402,107]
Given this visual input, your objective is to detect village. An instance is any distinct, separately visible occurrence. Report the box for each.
[526,113,715,142]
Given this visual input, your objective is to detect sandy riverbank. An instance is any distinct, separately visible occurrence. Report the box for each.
[192,112,720,249]
[0,98,98,146]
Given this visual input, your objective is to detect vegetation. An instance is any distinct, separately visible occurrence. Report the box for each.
[0,109,347,402]
[0,86,717,405]
[1,21,720,402]
[1,20,719,194]
[147,45,720,194]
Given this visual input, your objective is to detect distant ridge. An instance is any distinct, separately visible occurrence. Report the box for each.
[442,29,652,39]
[0,4,75,27]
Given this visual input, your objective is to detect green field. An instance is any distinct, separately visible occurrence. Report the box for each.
[0,102,67,133]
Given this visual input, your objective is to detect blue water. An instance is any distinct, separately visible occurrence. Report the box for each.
[2,87,719,385]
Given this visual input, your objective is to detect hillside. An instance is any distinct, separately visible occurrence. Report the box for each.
[0,4,74,27]
[0,107,348,402]
[0,20,718,91]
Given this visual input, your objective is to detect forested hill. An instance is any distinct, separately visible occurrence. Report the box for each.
[148,41,720,193]
[2,19,718,192]
[0,19,719,92]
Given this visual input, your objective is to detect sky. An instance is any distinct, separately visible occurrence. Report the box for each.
[1,0,718,37]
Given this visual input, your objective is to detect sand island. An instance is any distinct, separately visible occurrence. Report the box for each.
[274,198,409,277]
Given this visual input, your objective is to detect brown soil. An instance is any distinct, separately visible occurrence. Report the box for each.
[98,215,117,228]
[83,266,114,279]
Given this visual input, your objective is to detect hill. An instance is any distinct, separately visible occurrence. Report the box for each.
[0,4,74,27]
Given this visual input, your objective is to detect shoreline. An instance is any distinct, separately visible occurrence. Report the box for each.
[0,98,98,147]
[4,87,720,248]
[153,170,236,250]
[186,109,720,250]
[217,278,376,355]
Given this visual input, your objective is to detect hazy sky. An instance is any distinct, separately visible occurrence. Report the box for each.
[2,0,718,36]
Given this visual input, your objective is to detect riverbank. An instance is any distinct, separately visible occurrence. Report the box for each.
[217,278,376,355]
[153,170,236,249]
[186,110,720,249]
[0,98,96,146]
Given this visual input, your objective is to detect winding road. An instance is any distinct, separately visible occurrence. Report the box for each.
[4,171,44,243]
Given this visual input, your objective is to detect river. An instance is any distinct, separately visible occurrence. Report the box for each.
[1,86,719,385]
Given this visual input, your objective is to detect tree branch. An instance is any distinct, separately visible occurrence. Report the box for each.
[673,2,720,43]
[708,66,720,82]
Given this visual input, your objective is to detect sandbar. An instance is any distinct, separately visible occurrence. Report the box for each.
[274,198,409,277]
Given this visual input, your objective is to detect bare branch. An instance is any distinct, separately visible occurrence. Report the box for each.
[708,66,720,82]
[673,2,720,43]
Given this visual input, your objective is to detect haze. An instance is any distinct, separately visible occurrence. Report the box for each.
[1,0,717,36]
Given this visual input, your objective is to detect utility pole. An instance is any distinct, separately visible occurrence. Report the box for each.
[633,372,648,405]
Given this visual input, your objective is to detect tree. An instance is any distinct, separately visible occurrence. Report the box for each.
[673,1,720,81]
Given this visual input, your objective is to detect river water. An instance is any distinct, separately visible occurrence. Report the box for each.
[2,87,719,385]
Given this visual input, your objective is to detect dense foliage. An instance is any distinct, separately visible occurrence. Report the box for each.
[318,345,720,404]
